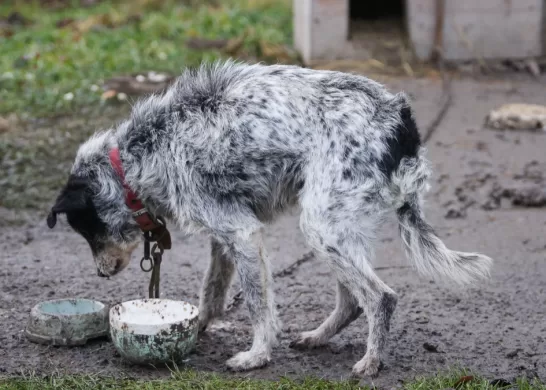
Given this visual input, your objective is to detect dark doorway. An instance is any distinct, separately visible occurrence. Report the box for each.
[349,0,405,40]
[350,0,404,21]
[346,0,410,68]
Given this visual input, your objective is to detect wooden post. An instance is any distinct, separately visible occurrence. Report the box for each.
[293,0,350,64]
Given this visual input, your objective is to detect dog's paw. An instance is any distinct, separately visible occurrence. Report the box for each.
[199,317,234,334]
[352,354,383,377]
[289,330,327,350]
[226,350,270,371]
[208,321,235,332]
[198,314,213,334]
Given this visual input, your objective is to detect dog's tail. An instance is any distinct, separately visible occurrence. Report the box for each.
[391,149,492,286]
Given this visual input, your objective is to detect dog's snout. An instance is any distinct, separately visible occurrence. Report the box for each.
[97,269,107,277]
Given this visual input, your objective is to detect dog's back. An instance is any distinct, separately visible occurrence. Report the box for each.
[119,62,421,219]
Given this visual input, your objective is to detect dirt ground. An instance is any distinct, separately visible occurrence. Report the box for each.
[1,74,545,388]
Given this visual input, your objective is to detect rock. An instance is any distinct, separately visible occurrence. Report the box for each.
[423,342,439,353]
[490,378,512,387]
[511,186,546,207]
[506,349,521,358]
[6,12,31,26]
[415,315,429,324]
[485,103,546,131]
[525,59,541,77]
[445,208,465,219]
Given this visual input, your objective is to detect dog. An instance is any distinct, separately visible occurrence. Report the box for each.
[46,61,492,376]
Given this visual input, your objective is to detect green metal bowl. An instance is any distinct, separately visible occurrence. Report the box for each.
[109,299,199,365]
[25,298,109,346]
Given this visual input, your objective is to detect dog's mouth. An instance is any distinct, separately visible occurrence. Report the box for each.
[93,242,137,277]
[96,260,123,277]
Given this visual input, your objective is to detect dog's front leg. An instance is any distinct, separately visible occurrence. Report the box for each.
[198,237,236,332]
[223,230,280,371]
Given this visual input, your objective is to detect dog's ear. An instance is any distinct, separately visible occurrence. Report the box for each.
[47,177,91,229]
[46,210,58,229]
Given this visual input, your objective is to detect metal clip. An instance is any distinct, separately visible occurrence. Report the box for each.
[140,232,153,272]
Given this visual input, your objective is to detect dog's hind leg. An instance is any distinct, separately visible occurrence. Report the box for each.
[298,194,397,377]
[220,230,280,371]
[198,237,236,332]
[307,232,397,376]
[289,280,362,349]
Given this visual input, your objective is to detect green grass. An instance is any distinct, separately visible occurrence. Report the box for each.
[0,0,293,211]
[0,370,544,390]
[0,0,293,116]
[0,108,127,210]
[407,371,546,390]
[0,371,363,390]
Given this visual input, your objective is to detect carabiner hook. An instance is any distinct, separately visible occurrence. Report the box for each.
[140,233,153,272]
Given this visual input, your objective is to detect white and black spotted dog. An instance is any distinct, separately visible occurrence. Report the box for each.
[47,61,492,376]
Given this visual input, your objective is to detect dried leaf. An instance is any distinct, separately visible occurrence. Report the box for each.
[101,90,117,100]
[259,41,297,63]
[454,375,475,388]
[225,36,245,55]
[0,26,14,38]
[73,11,136,33]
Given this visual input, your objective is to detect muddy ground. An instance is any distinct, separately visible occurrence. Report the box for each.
[1,75,545,388]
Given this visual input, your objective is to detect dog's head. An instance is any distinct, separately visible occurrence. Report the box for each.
[47,173,141,277]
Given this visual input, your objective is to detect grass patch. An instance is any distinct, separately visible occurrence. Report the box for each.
[0,0,293,116]
[0,370,544,390]
[0,0,293,211]
[0,107,129,210]
[0,371,363,390]
[407,371,545,390]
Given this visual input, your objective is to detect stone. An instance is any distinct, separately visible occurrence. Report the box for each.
[485,103,546,131]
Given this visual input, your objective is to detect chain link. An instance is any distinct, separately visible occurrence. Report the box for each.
[139,221,169,299]
[140,232,153,272]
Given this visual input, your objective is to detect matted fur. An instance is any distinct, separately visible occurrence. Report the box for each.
[47,60,492,376]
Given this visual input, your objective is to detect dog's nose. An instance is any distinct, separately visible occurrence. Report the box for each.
[97,269,107,277]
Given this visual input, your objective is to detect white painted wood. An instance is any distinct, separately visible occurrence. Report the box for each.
[293,0,312,63]
[407,0,544,60]
[293,0,351,63]
[294,0,544,63]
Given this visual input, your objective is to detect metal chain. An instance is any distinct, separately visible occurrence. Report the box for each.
[139,217,169,299]
[148,243,163,299]
[140,232,153,272]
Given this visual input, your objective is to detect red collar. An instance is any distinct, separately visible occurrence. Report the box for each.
[109,148,162,232]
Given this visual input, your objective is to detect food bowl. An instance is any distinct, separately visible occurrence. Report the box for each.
[25,298,109,346]
[109,299,199,365]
